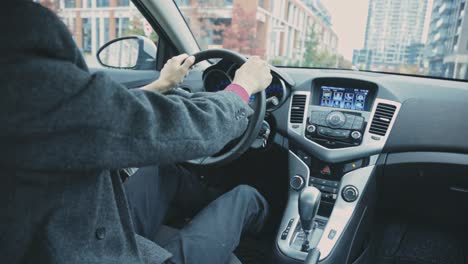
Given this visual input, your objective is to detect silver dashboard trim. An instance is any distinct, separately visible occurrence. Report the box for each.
[288,91,311,137]
[276,151,312,260]
[287,91,401,163]
[277,152,378,261]
[316,165,376,260]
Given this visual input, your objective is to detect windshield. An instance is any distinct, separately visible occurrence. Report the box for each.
[174,0,468,81]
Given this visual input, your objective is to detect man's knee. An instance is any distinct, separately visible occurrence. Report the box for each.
[230,185,268,233]
[232,184,261,199]
[231,185,268,212]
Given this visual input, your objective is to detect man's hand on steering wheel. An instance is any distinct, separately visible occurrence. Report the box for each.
[142,54,272,96]
[141,49,272,166]
[232,56,273,96]
[141,54,196,93]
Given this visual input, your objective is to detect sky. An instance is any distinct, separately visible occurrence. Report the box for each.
[321,0,370,61]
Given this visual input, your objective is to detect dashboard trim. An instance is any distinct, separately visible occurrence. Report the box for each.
[386,151,468,166]
[288,91,311,136]
[316,163,376,261]
[277,151,379,261]
[276,151,325,260]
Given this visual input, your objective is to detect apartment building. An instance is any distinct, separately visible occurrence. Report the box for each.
[176,0,339,64]
[354,0,429,70]
[38,0,338,66]
[426,0,468,79]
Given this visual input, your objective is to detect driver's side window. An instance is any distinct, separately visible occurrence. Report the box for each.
[37,0,159,70]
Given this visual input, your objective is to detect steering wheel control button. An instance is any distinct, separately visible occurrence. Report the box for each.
[351,131,362,140]
[342,185,359,202]
[95,227,106,240]
[306,125,316,133]
[290,175,305,191]
[326,111,346,128]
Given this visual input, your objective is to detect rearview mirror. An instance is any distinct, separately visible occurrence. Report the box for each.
[97,36,157,70]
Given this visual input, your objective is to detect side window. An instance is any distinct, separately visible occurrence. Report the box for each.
[36,0,159,69]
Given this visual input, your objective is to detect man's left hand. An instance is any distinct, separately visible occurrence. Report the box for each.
[141,54,195,93]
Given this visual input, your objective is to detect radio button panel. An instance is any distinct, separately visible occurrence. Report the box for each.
[306,110,367,148]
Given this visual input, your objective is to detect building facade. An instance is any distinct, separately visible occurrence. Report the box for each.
[426,0,468,79]
[354,0,428,71]
[352,49,373,70]
[176,0,338,65]
[36,0,151,67]
[39,0,338,67]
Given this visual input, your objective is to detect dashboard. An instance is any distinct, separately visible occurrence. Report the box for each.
[263,68,468,263]
[198,59,468,162]
[180,62,468,263]
[267,68,468,164]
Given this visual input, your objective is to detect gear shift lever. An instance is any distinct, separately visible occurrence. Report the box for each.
[298,186,321,251]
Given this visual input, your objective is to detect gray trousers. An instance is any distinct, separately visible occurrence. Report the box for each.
[123,165,269,264]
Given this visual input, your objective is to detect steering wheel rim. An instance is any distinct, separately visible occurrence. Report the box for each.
[186,49,266,167]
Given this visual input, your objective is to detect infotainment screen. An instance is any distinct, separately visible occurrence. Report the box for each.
[319,86,370,111]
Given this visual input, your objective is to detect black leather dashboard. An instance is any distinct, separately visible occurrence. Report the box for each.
[384,97,468,154]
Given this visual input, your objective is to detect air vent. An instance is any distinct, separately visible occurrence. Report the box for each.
[290,94,307,124]
[369,103,397,136]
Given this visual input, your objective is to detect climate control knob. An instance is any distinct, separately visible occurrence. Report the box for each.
[351,131,362,140]
[290,175,305,191]
[342,185,359,202]
[306,125,316,133]
[326,111,346,128]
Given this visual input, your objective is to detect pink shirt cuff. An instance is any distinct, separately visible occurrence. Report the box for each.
[225,84,250,103]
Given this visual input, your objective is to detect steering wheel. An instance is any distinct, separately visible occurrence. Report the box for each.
[186,49,266,166]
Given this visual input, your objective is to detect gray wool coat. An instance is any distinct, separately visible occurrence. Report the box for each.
[0,1,253,263]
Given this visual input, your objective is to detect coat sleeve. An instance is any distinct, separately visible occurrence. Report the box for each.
[1,56,253,171]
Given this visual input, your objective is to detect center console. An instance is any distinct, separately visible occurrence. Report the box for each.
[304,78,377,149]
[277,78,401,263]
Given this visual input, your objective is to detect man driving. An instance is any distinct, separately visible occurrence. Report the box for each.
[0,1,272,264]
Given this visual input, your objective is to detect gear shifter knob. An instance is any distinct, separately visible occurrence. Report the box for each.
[298,186,321,232]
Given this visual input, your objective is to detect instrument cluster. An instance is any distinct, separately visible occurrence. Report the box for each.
[203,63,288,111]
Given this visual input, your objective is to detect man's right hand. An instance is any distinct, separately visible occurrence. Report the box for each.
[232,57,273,96]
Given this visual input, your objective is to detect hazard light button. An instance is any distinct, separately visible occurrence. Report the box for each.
[320,165,331,176]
